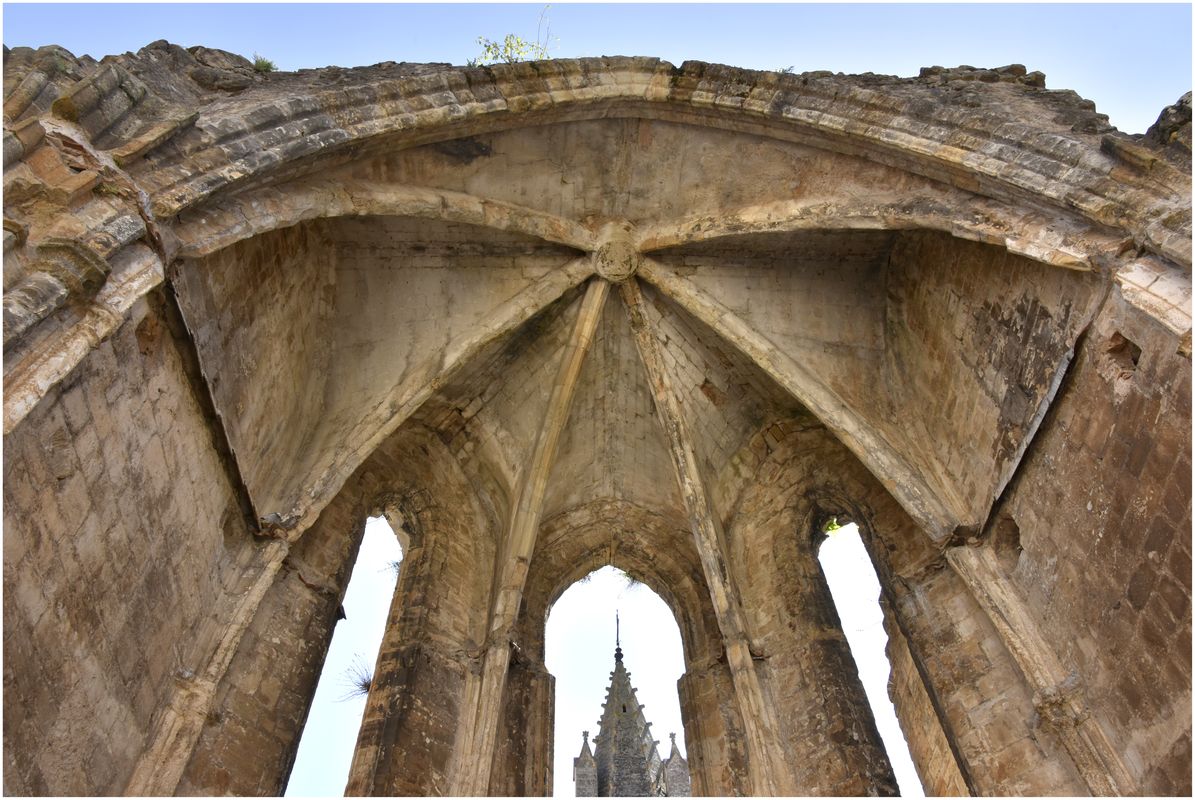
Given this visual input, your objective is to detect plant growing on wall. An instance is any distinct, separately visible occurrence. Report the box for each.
[340,654,374,701]
[468,5,555,66]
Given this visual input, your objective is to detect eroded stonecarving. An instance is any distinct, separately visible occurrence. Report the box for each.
[2,43,1190,797]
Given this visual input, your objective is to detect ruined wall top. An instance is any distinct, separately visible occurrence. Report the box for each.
[4,43,1189,259]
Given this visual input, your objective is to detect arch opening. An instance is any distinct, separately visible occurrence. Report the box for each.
[816,520,925,797]
[545,565,690,797]
[284,515,404,796]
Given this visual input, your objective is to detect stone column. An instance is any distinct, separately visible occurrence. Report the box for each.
[876,596,971,796]
[487,658,555,796]
[767,532,899,796]
[677,660,750,796]
[344,437,500,795]
[345,534,444,796]
[172,504,360,796]
[346,505,494,797]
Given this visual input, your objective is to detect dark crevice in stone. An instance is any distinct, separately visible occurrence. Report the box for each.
[153,279,260,534]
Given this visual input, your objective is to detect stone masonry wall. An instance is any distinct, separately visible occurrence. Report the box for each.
[344,426,499,796]
[720,418,982,795]
[172,421,499,796]
[2,295,258,795]
[3,45,1189,799]
[676,661,749,796]
[725,423,903,796]
[489,660,555,796]
[891,565,1088,794]
[993,287,1192,794]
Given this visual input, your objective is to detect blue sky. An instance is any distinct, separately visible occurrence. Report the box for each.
[4,3,1192,132]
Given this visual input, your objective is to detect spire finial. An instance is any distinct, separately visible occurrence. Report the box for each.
[614,610,623,661]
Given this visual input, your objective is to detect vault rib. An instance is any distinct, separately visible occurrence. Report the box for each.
[124,540,290,796]
[450,277,610,796]
[637,255,963,540]
[172,181,597,259]
[635,197,1102,271]
[620,277,790,796]
[946,545,1134,794]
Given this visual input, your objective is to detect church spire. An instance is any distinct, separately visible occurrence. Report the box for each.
[575,616,691,796]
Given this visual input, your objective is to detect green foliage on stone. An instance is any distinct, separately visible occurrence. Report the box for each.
[253,53,277,73]
[468,5,555,66]
[469,34,549,66]
[823,516,843,533]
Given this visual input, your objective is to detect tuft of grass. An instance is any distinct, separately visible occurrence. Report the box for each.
[612,566,641,591]
[95,182,125,197]
[253,53,277,74]
[339,654,374,701]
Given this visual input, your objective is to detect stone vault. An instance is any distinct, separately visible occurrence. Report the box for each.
[2,42,1191,796]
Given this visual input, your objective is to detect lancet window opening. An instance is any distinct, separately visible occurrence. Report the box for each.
[284,515,405,796]
[816,519,926,797]
[545,565,691,797]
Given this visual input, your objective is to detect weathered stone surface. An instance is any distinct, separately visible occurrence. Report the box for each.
[1146,91,1192,166]
[2,42,1189,797]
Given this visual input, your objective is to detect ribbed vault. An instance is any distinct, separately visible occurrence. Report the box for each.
[157,112,1123,544]
[3,45,1190,798]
